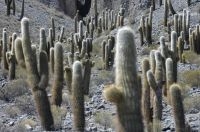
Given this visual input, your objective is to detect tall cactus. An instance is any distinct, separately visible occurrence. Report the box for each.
[82,55,94,95]
[171,31,178,82]
[39,28,47,53]
[103,27,144,132]
[72,61,85,131]
[170,84,185,132]
[51,42,63,106]
[51,17,55,41]
[141,58,152,130]
[21,18,54,130]
[2,29,8,70]
[165,58,174,102]
[146,70,162,132]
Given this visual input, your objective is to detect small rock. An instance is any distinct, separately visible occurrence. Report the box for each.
[25,124,32,130]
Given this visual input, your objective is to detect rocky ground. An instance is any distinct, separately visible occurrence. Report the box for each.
[0,0,200,132]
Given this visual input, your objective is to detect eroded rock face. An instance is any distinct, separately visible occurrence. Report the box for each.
[58,0,91,18]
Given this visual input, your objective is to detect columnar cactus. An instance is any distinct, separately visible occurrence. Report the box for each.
[165,58,174,102]
[50,47,54,74]
[51,42,63,106]
[80,40,86,58]
[64,66,72,93]
[160,36,168,59]
[6,51,15,80]
[164,0,169,26]
[82,55,94,95]
[102,11,105,30]
[138,21,144,46]
[59,26,65,42]
[5,0,15,16]
[72,61,85,131]
[47,28,53,53]
[94,0,98,28]
[21,18,54,130]
[177,36,183,62]
[146,70,162,132]
[51,17,55,41]
[178,15,183,35]
[39,28,47,53]
[98,17,102,34]
[150,50,156,74]
[103,27,144,132]
[174,14,179,36]
[171,31,178,82]
[15,38,25,68]
[170,84,186,132]
[167,0,176,15]
[141,58,152,130]
[2,29,8,70]
[11,33,17,55]
[167,22,171,41]
[186,11,190,43]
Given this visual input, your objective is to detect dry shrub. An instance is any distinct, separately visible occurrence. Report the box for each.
[94,110,114,129]
[180,70,200,87]
[183,51,200,65]
[184,96,200,113]
[0,79,30,101]
[51,105,67,130]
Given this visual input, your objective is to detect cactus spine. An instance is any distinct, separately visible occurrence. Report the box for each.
[51,42,63,106]
[170,84,185,132]
[103,27,144,132]
[72,61,85,131]
[21,18,54,130]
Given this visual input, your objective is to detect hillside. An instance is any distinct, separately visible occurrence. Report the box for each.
[0,0,200,132]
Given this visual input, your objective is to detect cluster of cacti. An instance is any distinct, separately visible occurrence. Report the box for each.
[103,27,144,131]
[189,25,200,54]
[138,6,153,46]
[173,10,190,42]
[1,1,198,131]
[101,35,115,69]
